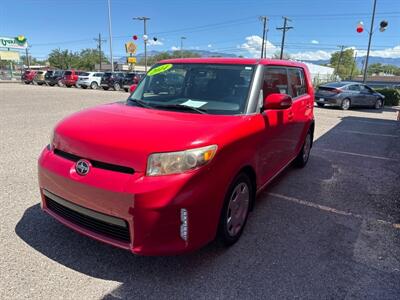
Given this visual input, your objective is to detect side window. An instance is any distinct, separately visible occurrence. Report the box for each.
[348,84,360,91]
[262,67,289,98]
[288,68,307,98]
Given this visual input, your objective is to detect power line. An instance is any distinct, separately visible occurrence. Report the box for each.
[260,16,269,59]
[94,33,106,71]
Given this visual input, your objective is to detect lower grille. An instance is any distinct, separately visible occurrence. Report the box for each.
[44,191,131,243]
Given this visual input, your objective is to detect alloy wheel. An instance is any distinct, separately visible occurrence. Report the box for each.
[226,182,250,237]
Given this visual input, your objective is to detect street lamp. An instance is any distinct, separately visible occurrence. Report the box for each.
[133,16,150,72]
[180,37,186,58]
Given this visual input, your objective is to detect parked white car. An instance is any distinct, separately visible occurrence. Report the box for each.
[77,72,104,89]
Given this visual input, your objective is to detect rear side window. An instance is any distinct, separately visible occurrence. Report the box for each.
[348,84,360,91]
[288,68,307,97]
[262,67,289,98]
[80,72,90,76]
[64,71,72,76]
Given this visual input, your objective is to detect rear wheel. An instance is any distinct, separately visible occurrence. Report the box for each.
[217,173,252,246]
[374,98,383,109]
[57,80,64,87]
[66,85,71,88]
[317,103,325,107]
[90,81,98,89]
[124,88,129,92]
[341,98,351,110]
[81,85,87,89]
[103,86,109,90]
[294,131,312,168]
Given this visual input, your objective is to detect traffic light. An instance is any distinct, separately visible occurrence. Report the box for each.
[379,20,388,32]
[133,35,138,40]
[356,21,364,33]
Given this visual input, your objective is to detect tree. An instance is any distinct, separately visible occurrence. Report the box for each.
[48,48,80,69]
[367,63,400,76]
[139,50,201,66]
[329,49,358,79]
[76,48,109,71]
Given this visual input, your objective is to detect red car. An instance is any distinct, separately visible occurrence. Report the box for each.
[38,58,315,255]
[63,70,81,87]
[22,69,37,84]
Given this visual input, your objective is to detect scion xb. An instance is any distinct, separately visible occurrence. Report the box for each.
[38,58,315,255]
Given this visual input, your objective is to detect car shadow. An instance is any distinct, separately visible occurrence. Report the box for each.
[317,105,399,114]
[15,115,400,298]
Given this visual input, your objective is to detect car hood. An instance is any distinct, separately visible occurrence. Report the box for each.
[53,102,257,172]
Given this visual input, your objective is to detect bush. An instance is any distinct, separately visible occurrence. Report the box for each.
[375,88,400,106]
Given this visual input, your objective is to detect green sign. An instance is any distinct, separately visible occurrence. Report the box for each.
[0,36,27,49]
[147,64,173,76]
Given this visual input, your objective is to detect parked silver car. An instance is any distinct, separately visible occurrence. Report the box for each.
[315,82,385,110]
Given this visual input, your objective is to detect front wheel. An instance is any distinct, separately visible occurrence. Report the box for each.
[57,80,64,87]
[341,98,351,110]
[217,173,252,246]
[294,131,312,168]
[374,98,383,109]
[113,82,121,91]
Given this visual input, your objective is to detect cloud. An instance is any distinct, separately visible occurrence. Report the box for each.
[238,35,278,58]
[291,50,332,61]
[147,39,163,46]
[354,45,400,58]
[171,46,180,51]
[311,40,319,44]
[207,44,212,48]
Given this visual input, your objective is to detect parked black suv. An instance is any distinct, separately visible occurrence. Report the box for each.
[100,72,126,91]
[45,70,65,86]
[122,72,145,92]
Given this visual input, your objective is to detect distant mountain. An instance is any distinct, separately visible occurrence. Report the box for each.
[116,50,237,63]
[302,57,400,68]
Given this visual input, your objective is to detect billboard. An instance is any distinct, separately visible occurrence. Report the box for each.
[0,36,28,50]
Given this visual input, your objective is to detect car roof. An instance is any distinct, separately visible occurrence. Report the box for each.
[159,57,308,68]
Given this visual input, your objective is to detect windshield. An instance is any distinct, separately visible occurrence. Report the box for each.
[128,63,255,115]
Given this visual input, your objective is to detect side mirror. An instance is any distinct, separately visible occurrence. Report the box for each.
[263,93,292,110]
[129,84,138,93]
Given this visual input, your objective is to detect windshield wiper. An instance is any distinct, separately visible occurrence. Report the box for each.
[154,104,208,114]
[127,98,153,109]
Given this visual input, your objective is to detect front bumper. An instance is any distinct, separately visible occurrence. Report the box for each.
[38,146,222,255]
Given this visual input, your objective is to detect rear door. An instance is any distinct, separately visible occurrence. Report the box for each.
[287,67,312,156]
[258,66,294,183]
[347,84,362,106]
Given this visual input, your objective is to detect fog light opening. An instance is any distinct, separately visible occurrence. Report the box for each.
[180,208,188,242]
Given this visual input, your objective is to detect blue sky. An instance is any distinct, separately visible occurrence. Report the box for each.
[2,0,399,60]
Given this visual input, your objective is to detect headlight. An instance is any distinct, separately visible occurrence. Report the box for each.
[146,145,217,176]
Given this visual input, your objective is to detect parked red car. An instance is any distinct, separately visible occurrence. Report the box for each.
[38,58,315,255]
[22,69,37,84]
[63,70,81,87]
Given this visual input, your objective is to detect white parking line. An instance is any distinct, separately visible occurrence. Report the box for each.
[316,148,400,162]
[268,192,400,229]
[337,129,399,138]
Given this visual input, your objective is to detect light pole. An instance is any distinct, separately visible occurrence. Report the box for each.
[276,17,293,60]
[180,37,186,58]
[107,0,114,72]
[133,16,150,72]
[363,0,377,83]
[259,16,268,59]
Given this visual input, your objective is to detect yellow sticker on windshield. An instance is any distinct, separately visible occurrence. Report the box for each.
[147,64,173,76]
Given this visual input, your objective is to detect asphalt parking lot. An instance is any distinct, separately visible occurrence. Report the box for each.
[1,83,399,299]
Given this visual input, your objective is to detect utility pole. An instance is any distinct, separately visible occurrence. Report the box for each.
[276,17,293,59]
[336,45,346,77]
[94,33,106,71]
[363,0,377,83]
[180,37,187,58]
[107,0,114,72]
[133,16,150,72]
[25,46,30,68]
[260,16,269,59]
[350,51,357,80]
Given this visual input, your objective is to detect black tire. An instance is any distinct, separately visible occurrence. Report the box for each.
[37,82,43,86]
[317,103,325,107]
[57,80,64,87]
[81,85,87,89]
[341,98,351,110]
[90,81,98,89]
[124,88,129,92]
[374,98,383,109]
[103,86,109,91]
[66,85,72,88]
[217,173,253,246]
[24,81,30,85]
[113,82,121,91]
[294,130,312,168]
[49,83,55,87]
